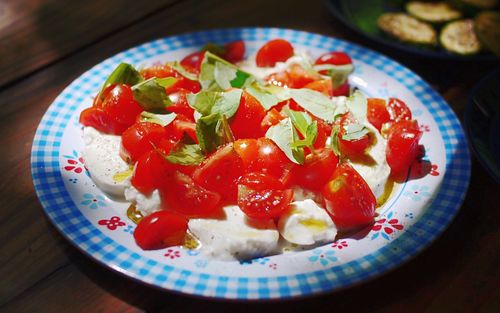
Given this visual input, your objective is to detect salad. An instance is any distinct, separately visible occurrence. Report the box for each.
[79,39,424,261]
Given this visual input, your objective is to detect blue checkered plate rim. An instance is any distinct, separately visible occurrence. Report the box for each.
[31,28,470,300]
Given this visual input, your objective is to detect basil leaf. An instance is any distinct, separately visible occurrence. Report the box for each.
[155,77,177,89]
[330,125,341,157]
[289,88,337,123]
[286,109,312,136]
[306,121,318,147]
[342,123,370,141]
[313,63,354,89]
[245,83,281,110]
[162,144,205,165]
[100,63,143,97]
[265,118,304,164]
[187,89,242,118]
[132,78,172,112]
[139,112,177,127]
[196,113,235,153]
[167,61,198,81]
[346,90,367,124]
[214,61,237,90]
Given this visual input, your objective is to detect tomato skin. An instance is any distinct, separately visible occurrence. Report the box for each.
[192,145,244,202]
[131,150,160,195]
[230,91,266,139]
[295,148,339,191]
[180,51,205,75]
[386,120,422,177]
[165,89,195,119]
[337,113,372,158]
[223,40,245,63]
[322,163,376,230]
[121,122,167,162]
[141,64,201,94]
[103,84,143,126]
[238,172,284,191]
[160,171,221,218]
[315,51,352,66]
[287,64,320,88]
[314,119,332,149]
[256,39,294,67]
[332,82,350,97]
[261,108,286,133]
[304,79,334,97]
[387,98,412,122]
[238,188,293,220]
[133,210,188,250]
[266,71,291,88]
[367,98,390,131]
[79,107,129,135]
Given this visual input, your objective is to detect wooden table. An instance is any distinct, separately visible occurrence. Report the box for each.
[1,0,499,312]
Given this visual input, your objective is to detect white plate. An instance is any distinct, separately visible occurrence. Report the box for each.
[31,28,470,299]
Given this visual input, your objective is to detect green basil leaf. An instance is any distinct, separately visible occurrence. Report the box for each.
[167,61,198,81]
[346,90,367,123]
[289,88,337,123]
[187,89,242,118]
[342,123,370,141]
[330,125,341,157]
[313,63,354,89]
[306,121,318,147]
[265,118,304,164]
[286,109,313,136]
[155,77,177,88]
[162,144,205,165]
[202,42,226,56]
[139,112,177,127]
[195,113,235,153]
[214,61,237,90]
[100,63,143,98]
[132,78,172,112]
[245,83,281,110]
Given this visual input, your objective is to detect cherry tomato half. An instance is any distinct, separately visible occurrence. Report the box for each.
[367,98,390,132]
[294,148,339,191]
[230,91,266,140]
[387,98,412,123]
[79,106,129,135]
[121,122,167,162]
[180,51,205,75]
[133,210,188,250]
[238,188,293,220]
[322,163,376,230]
[386,120,422,178]
[256,39,294,67]
[315,51,352,67]
[223,40,245,63]
[337,113,373,158]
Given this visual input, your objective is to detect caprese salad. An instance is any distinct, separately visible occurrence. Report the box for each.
[79,39,423,260]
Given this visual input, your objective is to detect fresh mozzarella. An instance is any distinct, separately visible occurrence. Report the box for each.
[124,185,161,216]
[278,199,337,245]
[348,123,391,199]
[188,206,279,261]
[82,127,130,198]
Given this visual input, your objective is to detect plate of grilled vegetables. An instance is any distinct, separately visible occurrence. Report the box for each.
[325,0,500,59]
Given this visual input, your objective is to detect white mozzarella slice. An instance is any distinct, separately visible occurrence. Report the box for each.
[124,185,161,216]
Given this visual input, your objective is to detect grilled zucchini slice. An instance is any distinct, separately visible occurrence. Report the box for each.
[440,19,482,54]
[378,13,437,45]
[475,11,500,56]
[406,1,462,23]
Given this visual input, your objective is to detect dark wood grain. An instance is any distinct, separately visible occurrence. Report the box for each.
[0,0,180,88]
[0,0,499,312]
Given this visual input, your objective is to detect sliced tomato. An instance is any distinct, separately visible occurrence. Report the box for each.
[332,82,350,97]
[121,122,167,162]
[238,188,293,220]
[192,144,244,202]
[315,51,352,67]
[304,79,334,97]
[79,107,129,135]
[367,98,390,132]
[265,71,291,88]
[256,39,294,67]
[141,64,201,93]
[223,40,245,63]
[337,113,373,158]
[287,64,321,88]
[261,108,286,133]
[131,150,161,195]
[140,64,178,79]
[322,163,376,230]
[162,114,197,142]
[238,172,284,192]
[165,89,195,119]
[229,91,266,139]
[386,120,422,178]
[180,51,205,75]
[314,119,332,149]
[133,210,188,250]
[387,98,412,122]
[160,171,221,218]
[102,84,144,126]
[295,148,338,191]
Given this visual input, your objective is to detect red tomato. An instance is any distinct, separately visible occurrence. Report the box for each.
[162,114,197,142]
[332,82,350,97]
[180,51,205,75]
[238,172,284,192]
[256,39,294,67]
[295,148,339,191]
[266,71,291,87]
[287,64,321,88]
[233,139,260,168]
[160,171,221,218]
[141,64,177,79]
[337,113,373,158]
[192,144,244,202]
[133,210,188,250]
[79,106,129,135]
[223,40,245,63]
[102,84,143,126]
[386,120,422,177]
[315,51,352,67]
[261,108,286,133]
[238,189,293,220]
[131,150,161,194]
[367,98,390,131]
[304,79,334,97]
[322,163,376,230]
[230,91,266,139]
[314,119,332,149]
[387,98,412,122]
[121,122,167,162]
[166,89,195,119]
[166,76,201,94]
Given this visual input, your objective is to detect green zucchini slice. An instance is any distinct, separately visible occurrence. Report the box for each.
[475,11,500,56]
[406,1,462,23]
[377,13,437,45]
[440,19,482,55]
